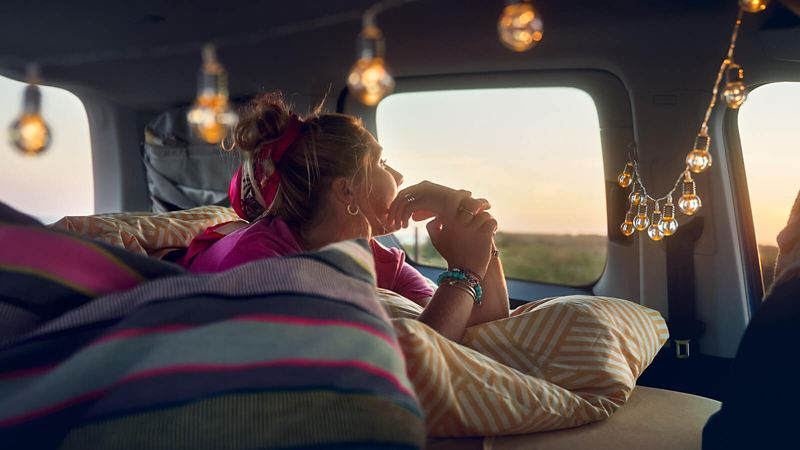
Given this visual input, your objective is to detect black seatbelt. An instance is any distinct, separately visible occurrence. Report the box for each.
[665,217,706,358]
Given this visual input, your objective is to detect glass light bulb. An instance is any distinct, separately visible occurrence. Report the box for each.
[678,194,702,215]
[629,190,644,206]
[188,94,231,144]
[739,0,769,13]
[347,57,395,106]
[686,149,712,173]
[722,81,747,109]
[618,172,632,188]
[686,133,713,173]
[621,221,635,236]
[648,223,665,241]
[617,162,634,188]
[498,1,543,52]
[187,45,237,144]
[9,113,51,155]
[633,213,649,231]
[620,212,635,236]
[660,217,679,236]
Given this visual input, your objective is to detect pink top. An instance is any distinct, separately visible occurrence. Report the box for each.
[187,218,434,301]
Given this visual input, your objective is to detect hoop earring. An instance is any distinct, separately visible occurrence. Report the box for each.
[347,204,360,216]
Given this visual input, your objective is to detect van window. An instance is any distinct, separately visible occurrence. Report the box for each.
[738,82,800,288]
[0,75,93,224]
[376,87,606,286]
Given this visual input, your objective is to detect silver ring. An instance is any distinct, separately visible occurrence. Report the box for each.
[405,195,416,203]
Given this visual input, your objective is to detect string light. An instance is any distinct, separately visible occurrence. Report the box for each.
[617,162,634,187]
[633,201,650,231]
[686,131,712,174]
[186,44,238,145]
[347,24,395,105]
[498,0,544,52]
[629,188,645,207]
[646,201,664,241]
[678,171,702,216]
[721,62,747,109]
[660,197,679,236]
[616,2,766,240]
[345,0,421,106]
[8,65,51,156]
[620,209,636,236]
[739,0,769,13]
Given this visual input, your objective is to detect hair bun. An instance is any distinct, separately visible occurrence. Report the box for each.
[233,92,292,154]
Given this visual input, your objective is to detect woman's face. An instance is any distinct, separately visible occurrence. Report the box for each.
[360,134,403,235]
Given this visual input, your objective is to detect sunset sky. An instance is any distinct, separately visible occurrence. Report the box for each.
[0,77,796,247]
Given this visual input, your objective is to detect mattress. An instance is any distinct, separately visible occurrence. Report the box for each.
[426,386,721,450]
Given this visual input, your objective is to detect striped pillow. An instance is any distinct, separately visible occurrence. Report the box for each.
[394,295,668,436]
[0,240,425,449]
[50,205,240,259]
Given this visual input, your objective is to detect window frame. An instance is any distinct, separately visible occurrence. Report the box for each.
[341,70,638,302]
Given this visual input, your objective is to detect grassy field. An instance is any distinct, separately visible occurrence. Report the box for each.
[412,231,607,286]
[759,244,778,289]
[410,231,780,288]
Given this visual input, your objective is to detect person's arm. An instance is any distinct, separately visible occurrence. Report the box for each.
[416,190,496,342]
[465,248,510,327]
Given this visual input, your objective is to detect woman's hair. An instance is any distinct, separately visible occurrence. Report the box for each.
[233,91,376,231]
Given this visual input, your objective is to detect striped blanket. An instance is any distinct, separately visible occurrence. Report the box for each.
[0,237,425,449]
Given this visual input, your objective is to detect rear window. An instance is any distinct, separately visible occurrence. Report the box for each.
[738,82,800,288]
[376,87,606,286]
[0,75,93,224]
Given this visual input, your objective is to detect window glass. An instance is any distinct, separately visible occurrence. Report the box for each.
[376,87,606,286]
[0,75,93,224]
[738,82,800,288]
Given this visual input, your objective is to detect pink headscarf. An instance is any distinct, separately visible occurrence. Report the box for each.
[230,113,304,221]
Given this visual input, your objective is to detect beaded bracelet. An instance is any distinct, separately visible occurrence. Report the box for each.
[437,269,483,303]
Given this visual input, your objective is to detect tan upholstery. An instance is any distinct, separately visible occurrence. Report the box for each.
[426,386,720,450]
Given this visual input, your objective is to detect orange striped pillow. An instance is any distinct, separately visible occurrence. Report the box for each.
[393,295,668,437]
[50,206,240,259]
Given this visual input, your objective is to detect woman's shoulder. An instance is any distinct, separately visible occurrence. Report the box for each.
[370,239,405,264]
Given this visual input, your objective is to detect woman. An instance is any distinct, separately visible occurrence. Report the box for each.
[182,92,510,341]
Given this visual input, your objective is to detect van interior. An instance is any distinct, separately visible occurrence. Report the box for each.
[1,1,799,449]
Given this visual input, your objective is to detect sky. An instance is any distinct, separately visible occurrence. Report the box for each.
[0,78,796,246]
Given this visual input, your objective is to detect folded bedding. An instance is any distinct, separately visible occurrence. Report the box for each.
[0,210,426,450]
[378,290,669,437]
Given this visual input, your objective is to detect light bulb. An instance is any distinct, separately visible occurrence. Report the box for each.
[187,45,237,144]
[678,195,702,216]
[629,189,644,207]
[647,205,664,241]
[348,26,395,106]
[633,202,649,231]
[686,132,712,173]
[348,57,394,106]
[660,201,679,236]
[498,0,543,52]
[739,0,769,13]
[8,83,50,155]
[620,212,635,237]
[617,162,634,188]
[678,172,702,215]
[721,63,747,109]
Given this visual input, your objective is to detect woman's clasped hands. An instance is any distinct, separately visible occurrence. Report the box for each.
[387,181,497,279]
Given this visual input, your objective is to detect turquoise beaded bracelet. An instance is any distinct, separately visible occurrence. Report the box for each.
[437,269,483,303]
